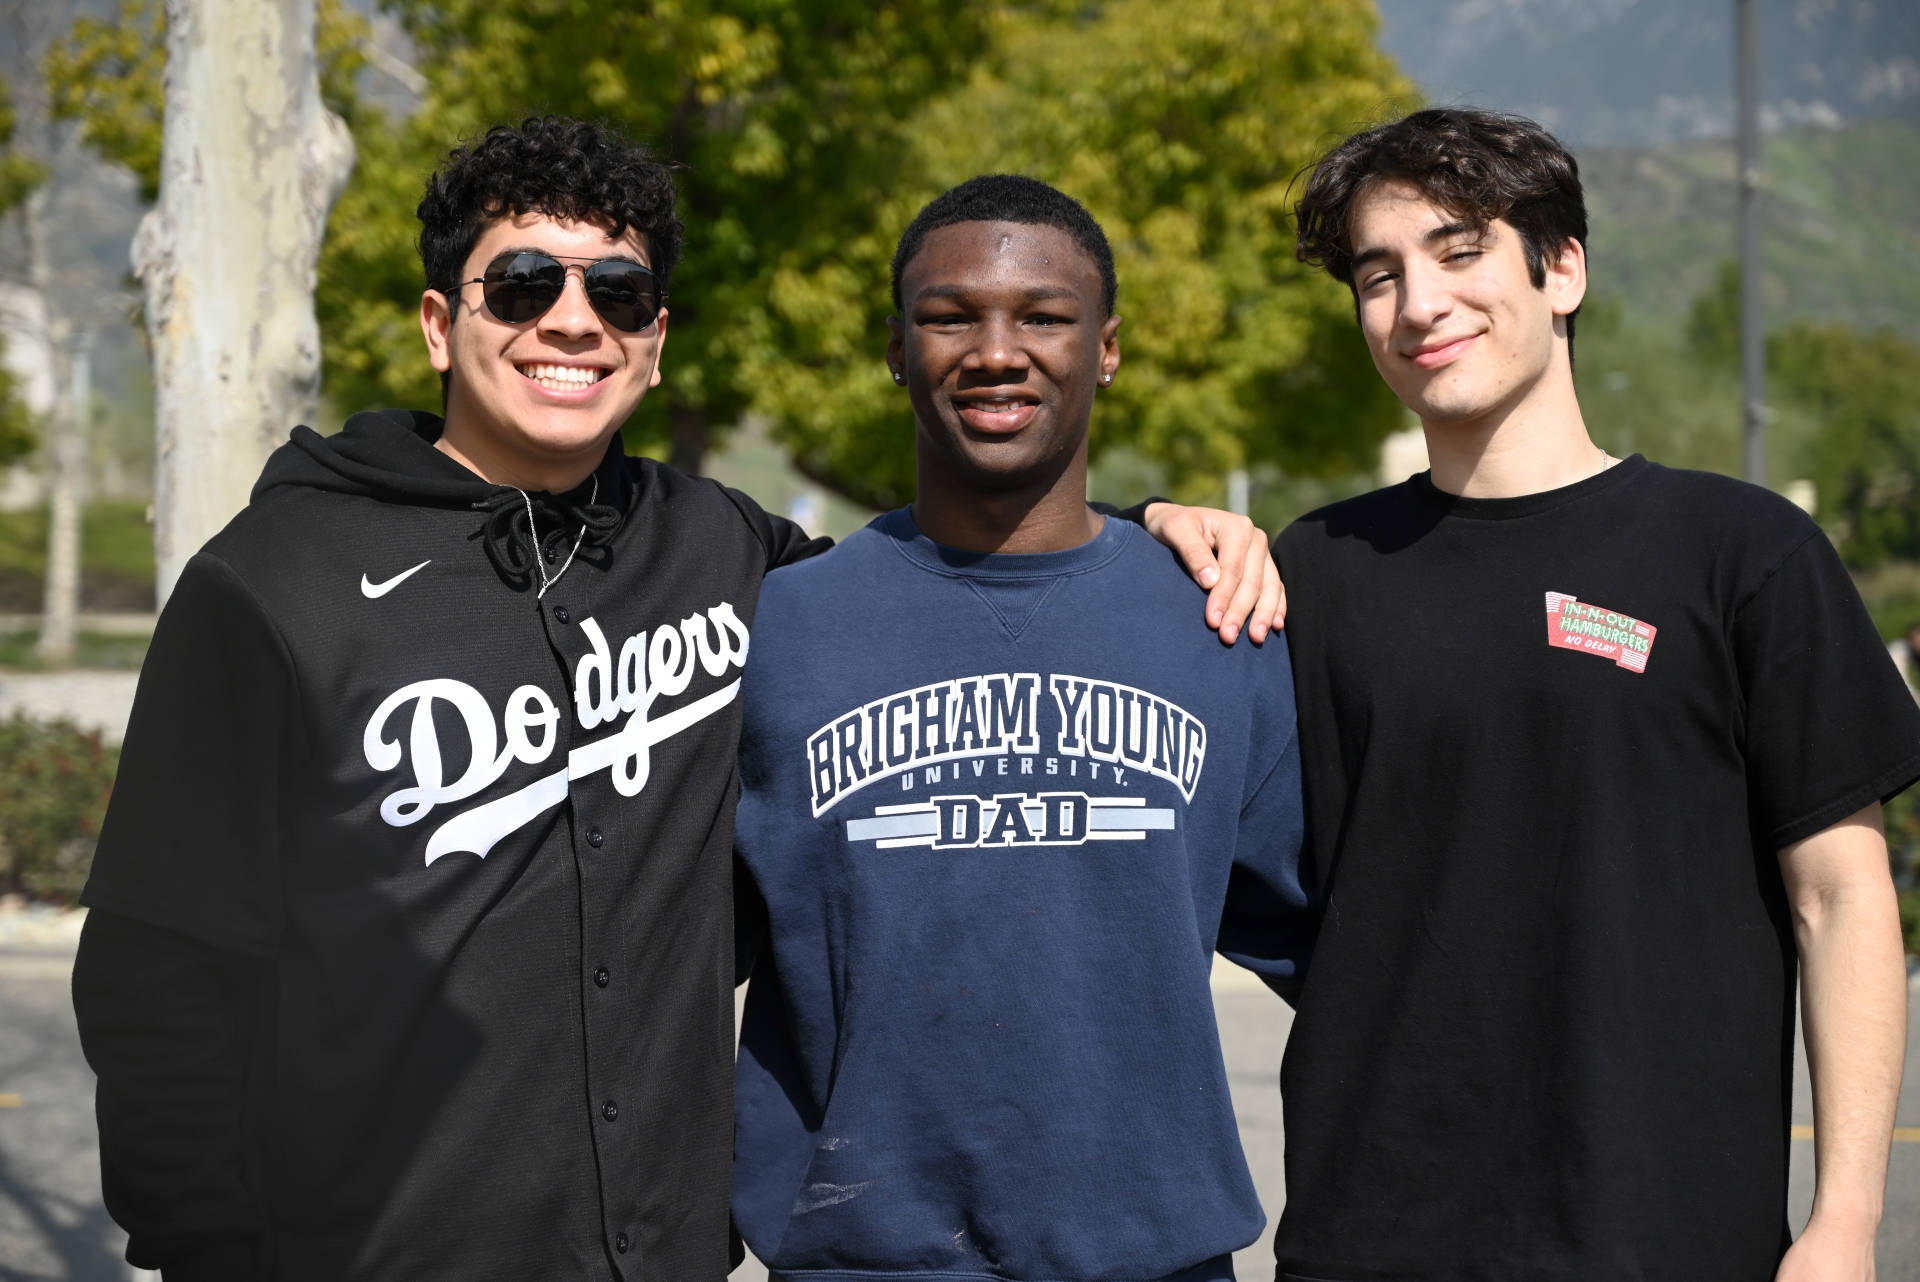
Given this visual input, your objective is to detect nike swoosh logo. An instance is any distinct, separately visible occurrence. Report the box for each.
[361,560,431,599]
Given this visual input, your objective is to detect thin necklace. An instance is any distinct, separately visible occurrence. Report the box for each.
[518,475,597,598]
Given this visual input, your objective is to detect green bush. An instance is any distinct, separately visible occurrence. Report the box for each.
[0,713,118,901]
[1901,889,1920,958]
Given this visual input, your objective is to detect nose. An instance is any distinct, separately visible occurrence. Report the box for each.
[538,265,603,341]
[960,312,1031,378]
[1397,256,1452,332]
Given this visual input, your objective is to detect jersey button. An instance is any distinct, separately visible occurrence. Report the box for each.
[552,604,570,624]
[593,966,610,988]
[586,828,604,848]
[602,1100,619,1122]
[615,1233,629,1254]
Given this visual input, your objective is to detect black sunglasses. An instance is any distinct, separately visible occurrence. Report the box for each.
[457,251,667,333]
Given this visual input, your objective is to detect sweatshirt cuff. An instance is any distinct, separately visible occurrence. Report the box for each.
[1094,496,1169,526]
[160,1240,256,1282]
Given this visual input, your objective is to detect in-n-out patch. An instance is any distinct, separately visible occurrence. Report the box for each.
[1544,591,1657,673]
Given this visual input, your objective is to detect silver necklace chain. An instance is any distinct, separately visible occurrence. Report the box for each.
[518,474,597,599]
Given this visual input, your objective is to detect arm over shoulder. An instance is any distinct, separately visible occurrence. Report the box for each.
[718,485,835,573]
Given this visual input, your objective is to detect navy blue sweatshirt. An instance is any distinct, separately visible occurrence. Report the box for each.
[732,511,1312,1282]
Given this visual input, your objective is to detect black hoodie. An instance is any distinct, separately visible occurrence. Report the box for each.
[74,409,828,1281]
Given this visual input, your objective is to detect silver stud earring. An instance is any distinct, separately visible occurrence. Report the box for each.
[892,370,904,384]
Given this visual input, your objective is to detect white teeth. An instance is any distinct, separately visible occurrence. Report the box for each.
[518,363,607,390]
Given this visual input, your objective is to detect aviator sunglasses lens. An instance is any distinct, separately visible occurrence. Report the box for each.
[481,253,565,324]
[582,260,664,332]
[478,253,665,332]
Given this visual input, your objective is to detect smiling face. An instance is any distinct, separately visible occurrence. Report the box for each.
[888,220,1121,494]
[420,211,668,490]
[1348,180,1584,431]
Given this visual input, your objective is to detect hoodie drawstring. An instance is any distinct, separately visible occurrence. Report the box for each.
[476,476,622,595]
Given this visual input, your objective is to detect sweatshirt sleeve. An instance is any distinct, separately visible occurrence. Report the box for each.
[718,485,835,572]
[72,909,268,1278]
[1215,644,1315,1003]
[1091,497,1168,526]
[81,552,294,956]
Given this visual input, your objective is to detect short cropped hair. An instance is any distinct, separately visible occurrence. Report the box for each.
[1294,109,1586,341]
[417,116,684,304]
[891,175,1118,315]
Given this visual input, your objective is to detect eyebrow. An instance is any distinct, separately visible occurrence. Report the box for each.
[914,284,1081,305]
[1349,221,1483,275]
[496,246,647,265]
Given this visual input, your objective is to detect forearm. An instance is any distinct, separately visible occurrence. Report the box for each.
[1783,805,1908,1234]
[72,909,269,1276]
[1797,883,1907,1225]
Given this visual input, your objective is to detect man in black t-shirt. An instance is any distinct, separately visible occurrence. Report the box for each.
[1271,109,1918,1281]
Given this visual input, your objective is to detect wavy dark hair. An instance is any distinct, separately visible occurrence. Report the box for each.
[1294,108,1587,345]
[417,115,684,308]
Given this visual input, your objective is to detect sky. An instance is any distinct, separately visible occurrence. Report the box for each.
[1375,0,1920,147]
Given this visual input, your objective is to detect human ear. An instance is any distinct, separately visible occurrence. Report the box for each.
[1545,237,1587,318]
[1098,313,1123,386]
[646,308,669,389]
[886,314,906,385]
[421,290,455,374]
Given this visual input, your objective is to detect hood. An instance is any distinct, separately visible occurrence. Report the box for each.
[255,408,632,592]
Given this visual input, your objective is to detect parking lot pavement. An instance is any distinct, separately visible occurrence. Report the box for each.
[0,950,129,1281]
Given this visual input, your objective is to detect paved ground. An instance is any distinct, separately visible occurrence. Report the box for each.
[0,943,130,1281]
[1,928,1912,1281]
[0,674,139,745]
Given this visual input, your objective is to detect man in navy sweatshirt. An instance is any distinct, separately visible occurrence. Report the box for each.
[731,175,1312,1282]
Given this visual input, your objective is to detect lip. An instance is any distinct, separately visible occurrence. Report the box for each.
[951,394,1041,435]
[1406,334,1479,370]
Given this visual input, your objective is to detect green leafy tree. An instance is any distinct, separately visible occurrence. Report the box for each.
[43,0,168,200]
[44,0,368,203]
[740,0,1415,505]
[319,1,994,471]
[1685,258,1741,370]
[0,77,46,464]
[1775,321,1920,566]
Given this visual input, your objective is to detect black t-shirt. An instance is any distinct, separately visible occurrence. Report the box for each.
[1271,455,1920,1282]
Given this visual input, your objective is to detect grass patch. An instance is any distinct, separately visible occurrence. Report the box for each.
[0,630,149,671]
[0,501,156,612]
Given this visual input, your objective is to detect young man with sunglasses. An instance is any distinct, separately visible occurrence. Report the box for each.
[70,119,1279,1282]
[1270,109,1917,1281]
[729,176,1312,1282]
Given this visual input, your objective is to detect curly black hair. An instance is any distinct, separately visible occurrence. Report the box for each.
[891,175,1117,315]
[417,115,684,305]
[1294,109,1586,345]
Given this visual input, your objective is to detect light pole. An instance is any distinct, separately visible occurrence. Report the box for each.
[1736,0,1766,486]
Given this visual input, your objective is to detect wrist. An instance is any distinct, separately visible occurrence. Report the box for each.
[1805,1201,1882,1241]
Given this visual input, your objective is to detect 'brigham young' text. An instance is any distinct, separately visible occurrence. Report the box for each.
[808,672,1207,815]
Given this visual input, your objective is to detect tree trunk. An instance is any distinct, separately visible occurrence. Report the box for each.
[668,404,710,477]
[135,0,354,604]
[36,330,87,665]
[21,184,80,665]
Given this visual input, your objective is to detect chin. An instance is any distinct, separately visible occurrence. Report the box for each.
[1403,377,1509,427]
